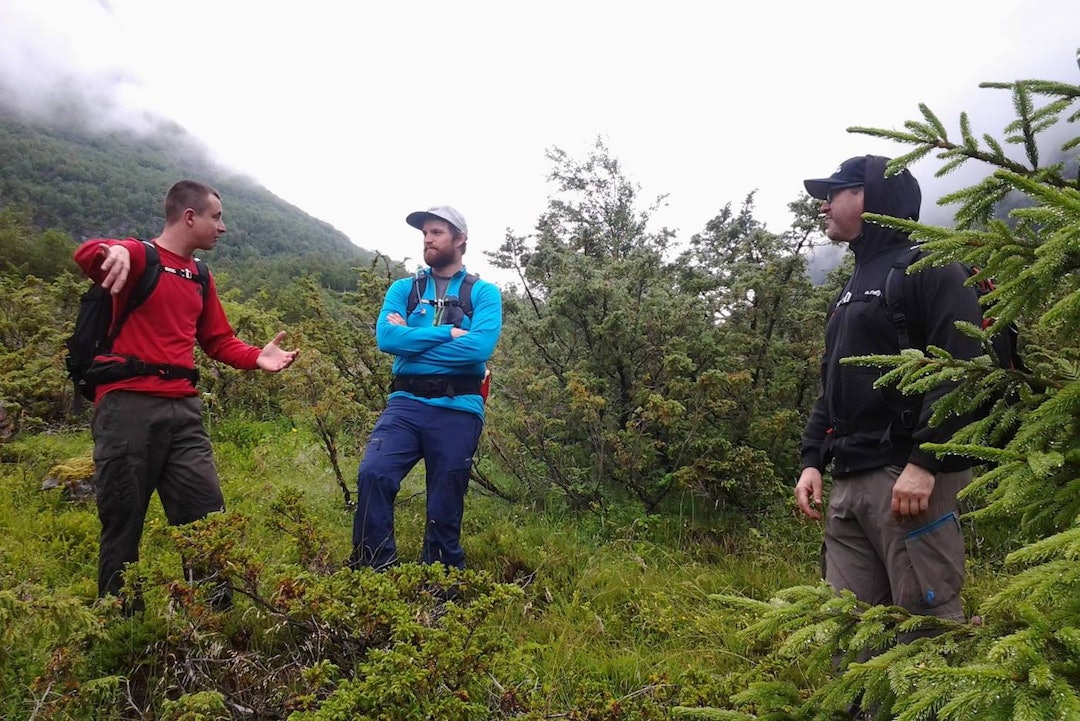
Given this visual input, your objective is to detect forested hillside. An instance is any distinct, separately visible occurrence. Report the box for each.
[0,105,382,292]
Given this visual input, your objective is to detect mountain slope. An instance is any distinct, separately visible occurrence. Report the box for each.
[0,104,373,266]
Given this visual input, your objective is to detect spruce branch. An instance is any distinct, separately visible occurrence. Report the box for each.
[936,156,967,177]
[849,123,1034,177]
[959,111,976,150]
[671,706,754,719]
[919,102,949,139]
[845,125,927,145]
[851,74,1080,196]
[1004,81,1040,168]
[889,144,936,171]
[1005,526,1080,566]
[981,132,1006,161]
[995,79,1080,99]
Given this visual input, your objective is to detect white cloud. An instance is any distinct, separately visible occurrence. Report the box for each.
[1,0,1078,284]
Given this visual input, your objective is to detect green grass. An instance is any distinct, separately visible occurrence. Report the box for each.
[0,422,1008,718]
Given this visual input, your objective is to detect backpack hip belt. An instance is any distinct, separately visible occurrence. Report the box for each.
[391,374,482,398]
[85,357,200,387]
[829,406,919,438]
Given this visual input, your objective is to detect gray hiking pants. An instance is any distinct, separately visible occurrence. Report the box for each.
[92,391,225,599]
[824,464,971,621]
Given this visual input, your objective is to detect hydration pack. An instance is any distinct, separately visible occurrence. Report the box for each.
[405,269,480,327]
[883,246,1024,370]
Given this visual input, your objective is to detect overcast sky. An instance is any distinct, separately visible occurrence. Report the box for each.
[1,1,1077,284]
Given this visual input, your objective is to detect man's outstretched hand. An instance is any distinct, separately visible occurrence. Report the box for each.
[257,331,299,372]
[99,244,131,295]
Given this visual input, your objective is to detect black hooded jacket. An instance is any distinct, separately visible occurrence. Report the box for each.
[800,156,984,476]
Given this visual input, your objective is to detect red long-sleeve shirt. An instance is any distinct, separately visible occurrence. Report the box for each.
[73,238,261,401]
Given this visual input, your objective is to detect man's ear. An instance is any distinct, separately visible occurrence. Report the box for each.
[183,208,196,227]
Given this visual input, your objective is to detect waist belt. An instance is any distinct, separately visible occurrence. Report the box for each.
[86,357,200,386]
[830,409,919,438]
[391,374,482,398]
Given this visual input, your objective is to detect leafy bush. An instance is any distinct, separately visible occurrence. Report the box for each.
[487,142,831,517]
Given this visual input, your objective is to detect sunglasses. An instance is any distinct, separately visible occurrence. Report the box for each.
[826,186,863,203]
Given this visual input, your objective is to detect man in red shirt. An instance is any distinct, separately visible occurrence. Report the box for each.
[73,180,298,612]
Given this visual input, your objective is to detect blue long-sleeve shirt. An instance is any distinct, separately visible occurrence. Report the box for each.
[376,267,502,419]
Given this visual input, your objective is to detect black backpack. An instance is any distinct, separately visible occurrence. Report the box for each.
[883,246,1024,371]
[405,269,480,327]
[65,240,209,403]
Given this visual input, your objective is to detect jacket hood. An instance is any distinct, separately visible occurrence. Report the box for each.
[853,155,922,257]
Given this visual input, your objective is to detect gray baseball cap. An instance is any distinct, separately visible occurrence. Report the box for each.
[405,205,468,234]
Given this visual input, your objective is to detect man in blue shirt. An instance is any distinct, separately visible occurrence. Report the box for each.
[350,206,502,570]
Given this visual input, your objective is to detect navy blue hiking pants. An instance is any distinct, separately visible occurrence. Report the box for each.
[351,396,483,570]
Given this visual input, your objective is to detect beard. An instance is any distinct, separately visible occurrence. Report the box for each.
[424,245,458,269]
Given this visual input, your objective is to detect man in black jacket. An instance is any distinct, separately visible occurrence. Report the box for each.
[795,156,983,623]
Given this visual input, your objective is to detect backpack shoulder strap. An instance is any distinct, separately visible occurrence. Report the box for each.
[883,245,923,350]
[404,270,479,317]
[193,257,210,293]
[107,240,162,346]
[160,256,209,286]
[130,240,161,305]
[406,269,428,315]
[459,272,480,318]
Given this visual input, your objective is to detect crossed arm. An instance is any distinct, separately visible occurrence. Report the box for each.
[376,280,502,366]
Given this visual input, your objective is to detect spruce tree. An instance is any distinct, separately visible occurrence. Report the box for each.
[683,52,1080,721]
